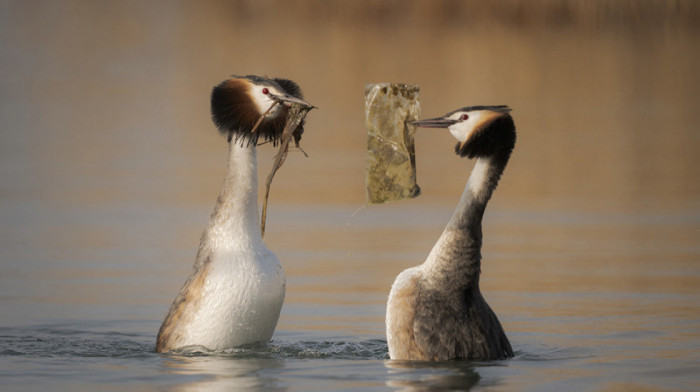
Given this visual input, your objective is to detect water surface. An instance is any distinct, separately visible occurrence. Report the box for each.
[1,1,699,391]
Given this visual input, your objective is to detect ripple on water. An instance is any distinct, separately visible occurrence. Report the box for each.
[2,324,591,364]
[0,325,389,360]
[170,338,389,360]
[0,328,155,359]
[2,324,594,365]
[513,346,594,362]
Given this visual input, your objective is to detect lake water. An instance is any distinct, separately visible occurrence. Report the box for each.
[1,1,699,391]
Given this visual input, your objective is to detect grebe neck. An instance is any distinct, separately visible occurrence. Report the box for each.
[423,151,511,290]
[203,142,263,251]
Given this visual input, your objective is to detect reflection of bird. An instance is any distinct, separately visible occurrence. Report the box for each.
[156,75,312,352]
[386,105,516,361]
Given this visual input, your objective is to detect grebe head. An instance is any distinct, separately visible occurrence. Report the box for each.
[412,105,514,158]
[211,75,313,144]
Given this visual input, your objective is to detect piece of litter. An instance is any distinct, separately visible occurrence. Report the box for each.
[365,83,421,204]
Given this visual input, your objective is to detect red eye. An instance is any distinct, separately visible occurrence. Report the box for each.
[461,114,469,120]
[262,87,269,95]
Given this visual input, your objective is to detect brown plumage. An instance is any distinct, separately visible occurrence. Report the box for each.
[386,106,516,361]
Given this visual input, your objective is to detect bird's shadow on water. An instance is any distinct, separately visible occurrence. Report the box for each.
[164,337,390,360]
[153,337,590,391]
[158,349,287,392]
[380,345,592,391]
[164,340,543,391]
[384,359,484,391]
[156,338,391,391]
[381,343,594,391]
[1,323,586,391]
[162,339,491,391]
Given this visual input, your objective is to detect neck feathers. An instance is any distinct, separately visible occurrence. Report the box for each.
[424,119,515,289]
[199,142,263,258]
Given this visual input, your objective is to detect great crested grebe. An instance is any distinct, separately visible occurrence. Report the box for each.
[386,105,515,361]
[156,75,312,352]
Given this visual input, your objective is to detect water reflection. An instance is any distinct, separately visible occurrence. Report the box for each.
[161,355,286,392]
[385,360,482,391]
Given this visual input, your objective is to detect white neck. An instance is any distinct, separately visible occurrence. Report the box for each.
[464,157,493,202]
[440,157,493,233]
[203,142,263,251]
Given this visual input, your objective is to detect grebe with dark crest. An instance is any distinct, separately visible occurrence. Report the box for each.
[386,105,516,361]
[156,75,313,353]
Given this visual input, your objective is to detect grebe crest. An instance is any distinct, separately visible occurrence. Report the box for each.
[156,75,312,353]
[211,75,307,145]
[386,105,515,361]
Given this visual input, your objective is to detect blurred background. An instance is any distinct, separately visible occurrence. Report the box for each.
[1,1,699,390]
[1,0,698,337]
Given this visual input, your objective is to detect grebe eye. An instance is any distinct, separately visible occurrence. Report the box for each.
[262,87,269,95]
[461,114,469,121]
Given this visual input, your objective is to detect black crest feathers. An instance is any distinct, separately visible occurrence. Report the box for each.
[456,112,516,162]
[210,75,305,145]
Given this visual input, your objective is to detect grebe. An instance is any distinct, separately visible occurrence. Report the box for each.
[156,75,312,352]
[386,105,515,361]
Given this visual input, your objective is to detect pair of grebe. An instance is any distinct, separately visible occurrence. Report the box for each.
[156,75,516,361]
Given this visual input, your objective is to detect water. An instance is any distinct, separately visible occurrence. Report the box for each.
[1,1,699,391]
[1,203,698,391]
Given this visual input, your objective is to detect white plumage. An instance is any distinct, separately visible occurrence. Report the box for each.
[156,75,311,352]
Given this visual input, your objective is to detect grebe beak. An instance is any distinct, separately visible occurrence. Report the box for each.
[411,116,456,128]
[268,92,316,109]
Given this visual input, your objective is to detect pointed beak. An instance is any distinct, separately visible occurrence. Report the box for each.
[411,117,456,128]
[268,92,316,109]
